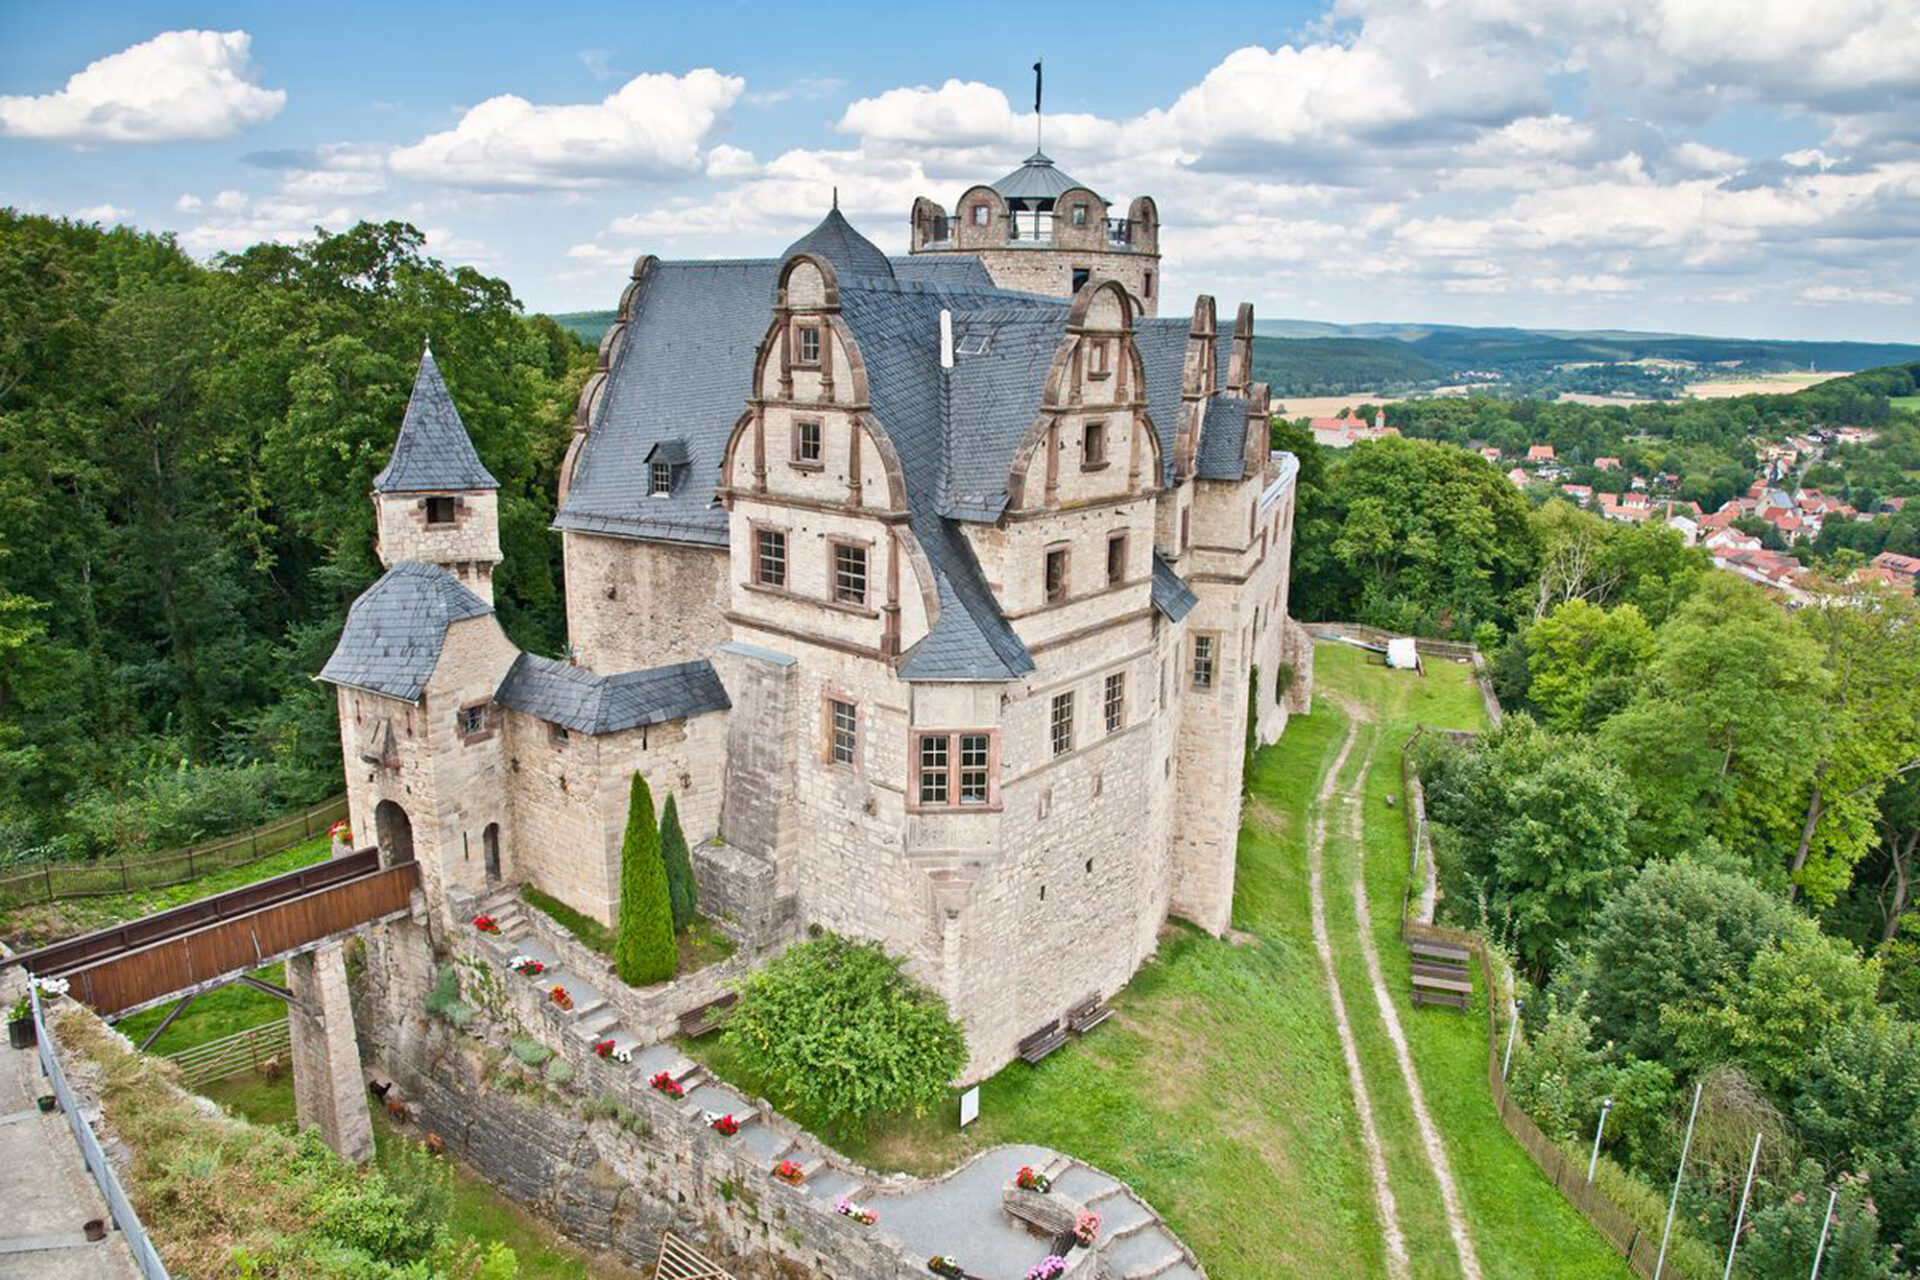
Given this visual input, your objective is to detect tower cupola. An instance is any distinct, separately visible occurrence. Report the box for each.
[372,345,503,601]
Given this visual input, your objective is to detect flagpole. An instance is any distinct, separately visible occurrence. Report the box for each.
[1033,59,1043,154]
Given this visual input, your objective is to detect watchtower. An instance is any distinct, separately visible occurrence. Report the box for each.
[372,345,503,602]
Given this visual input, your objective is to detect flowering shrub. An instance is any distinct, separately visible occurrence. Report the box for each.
[927,1258,964,1279]
[473,914,500,935]
[508,955,545,977]
[773,1159,805,1185]
[30,975,70,998]
[650,1071,685,1099]
[549,985,573,1010]
[711,1113,739,1136]
[328,820,352,844]
[1074,1209,1101,1246]
[1024,1257,1068,1280]
[592,1039,616,1059]
[834,1195,878,1225]
[1016,1165,1052,1193]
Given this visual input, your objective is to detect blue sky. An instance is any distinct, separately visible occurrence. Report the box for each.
[4,1,1918,341]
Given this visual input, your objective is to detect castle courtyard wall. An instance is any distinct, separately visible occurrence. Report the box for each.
[563,530,729,672]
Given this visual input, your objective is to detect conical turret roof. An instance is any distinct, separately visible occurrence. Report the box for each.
[782,206,894,283]
[373,347,498,493]
[991,151,1098,204]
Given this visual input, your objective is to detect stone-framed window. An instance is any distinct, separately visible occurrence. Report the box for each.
[832,541,868,606]
[754,527,787,588]
[425,495,457,526]
[1144,270,1155,299]
[547,720,571,747]
[824,696,858,767]
[1044,545,1069,604]
[972,203,990,227]
[911,730,998,810]
[1088,339,1110,378]
[1104,671,1126,733]
[456,701,492,744]
[792,419,823,469]
[649,461,672,496]
[1050,691,1075,757]
[1180,506,1191,551]
[1072,267,1092,293]
[1191,632,1217,691]
[1106,531,1128,586]
[1082,420,1107,470]
[795,323,821,366]
[1071,202,1089,227]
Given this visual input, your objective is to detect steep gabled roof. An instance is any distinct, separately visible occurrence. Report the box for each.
[494,653,729,734]
[782,208,894,282]
[317,561,492,703]
[373,349,498,493]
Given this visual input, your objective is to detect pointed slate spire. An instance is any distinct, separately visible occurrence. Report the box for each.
[781,206,894,282]
[373,346,499,493]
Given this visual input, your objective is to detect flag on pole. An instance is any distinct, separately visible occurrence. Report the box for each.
[1033,61,1043,114]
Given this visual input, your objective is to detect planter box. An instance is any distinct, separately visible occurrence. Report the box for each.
[8,1017,34,1051]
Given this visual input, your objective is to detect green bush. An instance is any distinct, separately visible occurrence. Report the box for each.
[613,772,675,985]
[721,932,967,1128]
[660,792,697,932]
[508,1036,551,1068]
[425,965,476,1029]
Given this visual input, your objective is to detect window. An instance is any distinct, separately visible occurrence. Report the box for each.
[755,528,786,588]
[1082,420,1107,469]
[931,214,949,241]
[796,324,821,364]
[425,496,456,525]
[650,461,672,496]
[1104,671,1126,733]
[915,731,997,808]
[1071,267,1092,292]
[1144,270,1155,298]
[1192,634,1216,691]
[1106,532,1128,586]
[459,705,485,736]
[548,721,570,745]
[828,698,857,766]
[1072,203,1089,227]
[1089,340,1109,376]
[833,542,868,605]
[972,203,990,226]
[959,733,990,804]
[918,734,949,805]
[1180,507,1191,550]
[1051,692,1075,757]
[1044,547,1069,604]
[793,419,822,467]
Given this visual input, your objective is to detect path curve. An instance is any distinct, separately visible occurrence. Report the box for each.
[1331,699,1484,1280]
[1305,712,1411,1280]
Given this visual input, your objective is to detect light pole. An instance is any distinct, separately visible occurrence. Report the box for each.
[1501,997,1524,1081]
[1723,1132,1762,1280]
[1587,1097,1614,1184]
[1809,1187,1839,1279]
[1655,1080,1704,1280]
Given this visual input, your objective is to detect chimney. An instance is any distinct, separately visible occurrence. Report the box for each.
[939,309,953,369]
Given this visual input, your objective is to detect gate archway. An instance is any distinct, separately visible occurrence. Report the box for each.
[374,800,415,869]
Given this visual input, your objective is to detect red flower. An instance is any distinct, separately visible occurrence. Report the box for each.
[712,1113,739,1136]
[651,1071,685,1098]
[473,914,500,934]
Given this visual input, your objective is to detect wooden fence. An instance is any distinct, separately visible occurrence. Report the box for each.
[0,794,347,912]
[1306,621,1504,726]
[164,1018,291,1089]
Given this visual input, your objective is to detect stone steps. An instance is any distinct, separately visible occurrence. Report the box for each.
[1109,1226,1183,1278]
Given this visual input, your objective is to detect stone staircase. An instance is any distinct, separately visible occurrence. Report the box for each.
[1035,1152,1203,1280]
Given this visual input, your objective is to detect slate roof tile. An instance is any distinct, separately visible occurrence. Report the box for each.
[373,349,498,493]
[1150,553,1199,623]
[317,561,492,702]
[494,653,730,734]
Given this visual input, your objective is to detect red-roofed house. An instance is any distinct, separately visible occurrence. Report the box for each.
[1561,484,1594,503]
[1594,456,1622,471]
[1873,552,1920,588]
[1527,444,1555,462]
[1507,467,1531,489]
[1480,447,1502,463]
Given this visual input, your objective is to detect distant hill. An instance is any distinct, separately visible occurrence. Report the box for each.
[1249,337,1445,397]
[548,310,618,345]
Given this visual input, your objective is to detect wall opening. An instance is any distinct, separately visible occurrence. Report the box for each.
[483,822,501,880]
[374,799,415,869]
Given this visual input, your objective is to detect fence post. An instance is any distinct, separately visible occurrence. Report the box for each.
[44,864,54,905]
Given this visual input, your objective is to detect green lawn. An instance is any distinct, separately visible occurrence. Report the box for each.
[1890,395,1920,411]
[0,834,333,950]
[117,963,289,1055]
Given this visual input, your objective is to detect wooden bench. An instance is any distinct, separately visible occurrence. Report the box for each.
[1408,939,1471,966]
[1412,961,1469,983]
[1066,995,1112,1035]
[1410,986,1468,1011]
[1412,971,1472,996]
[677,992,737,1038]
[1018,1020,1068,1064]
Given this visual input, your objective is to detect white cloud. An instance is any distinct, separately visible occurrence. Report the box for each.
[172,189,356,255]
[72,204,130,223]
[705,145,758,178]
[1801,283,1913,305]
[389,69,744,190]
[0,30,284,145]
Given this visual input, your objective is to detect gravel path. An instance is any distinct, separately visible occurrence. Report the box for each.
[1305,711,1411,1280]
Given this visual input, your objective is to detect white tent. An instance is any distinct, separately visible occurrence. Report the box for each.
[1386,637,1421,671]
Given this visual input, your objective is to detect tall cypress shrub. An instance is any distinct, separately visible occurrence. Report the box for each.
[614,772,675,985]
[660,793,698,931]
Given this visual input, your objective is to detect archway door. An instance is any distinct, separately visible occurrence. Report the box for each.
[373,799,415,869]
[483,823,501,880]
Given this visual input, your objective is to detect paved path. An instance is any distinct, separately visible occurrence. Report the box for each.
[0,983,137,1279]
[1304,711,1411,1280]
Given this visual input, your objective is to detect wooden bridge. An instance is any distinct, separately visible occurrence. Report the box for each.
[2,847,417,1019]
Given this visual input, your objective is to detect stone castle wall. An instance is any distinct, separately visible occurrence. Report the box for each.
[376,490,502,601]
[563,530,729,672]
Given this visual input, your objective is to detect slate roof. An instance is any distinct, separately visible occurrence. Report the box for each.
[1150,553,1198,623]
[494,653,730,734]
[1196,396,1252,481]
[890,256,992,286]
[992,152,1098,205]
[317,561,492,703]
[781,208,894,282]
[374,349,498,493]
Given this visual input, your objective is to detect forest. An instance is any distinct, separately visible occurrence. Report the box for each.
[0,212,591,866]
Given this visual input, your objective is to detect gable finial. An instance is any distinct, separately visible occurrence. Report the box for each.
[832,185,839,211]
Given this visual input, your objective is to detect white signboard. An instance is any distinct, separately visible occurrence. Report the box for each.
[959,1085,980,1128]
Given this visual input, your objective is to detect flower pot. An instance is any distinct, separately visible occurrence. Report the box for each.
[37,1095,56,1113]
[8,1017,33,1050]
[83,1219,106,1242]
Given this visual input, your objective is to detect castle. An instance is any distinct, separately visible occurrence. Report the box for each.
[320,150,1313,1075]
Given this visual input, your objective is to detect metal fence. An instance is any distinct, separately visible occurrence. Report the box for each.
[0,794,347,911]
[164,1019,291,1088]
[31,986,172,1279]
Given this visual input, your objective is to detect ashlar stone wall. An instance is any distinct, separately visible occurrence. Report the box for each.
[562,531,729,672]
[376,490,502,602]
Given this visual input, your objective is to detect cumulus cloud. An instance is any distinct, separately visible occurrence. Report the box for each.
[388,69,744,190]
[72,204,131,223]
[0,30,284,145]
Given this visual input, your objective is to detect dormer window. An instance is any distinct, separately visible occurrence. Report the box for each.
[650,462,672,496]
[796,324,821,365]
[972,204,989,227]
[1072,203,1089,227]
[425,496,456,526]
[644,439,689,497]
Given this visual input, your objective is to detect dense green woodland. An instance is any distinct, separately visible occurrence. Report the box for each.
[0,212,590,863]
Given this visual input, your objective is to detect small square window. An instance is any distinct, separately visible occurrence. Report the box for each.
[1106,532,1127,586]
[1192,634,1216,691]
[972,203,990,227]
[1072,203,1089,227]
[425,496,456,525]
[1104,672,1126,734]
[548,721,570,745]
[1044,547,1069,604]
[1071,267,1091,292]
[919,735,949,805]
[459,705,485,736]
[1050,692,1075,757]
[834,543,867,605]
[794,420,822,466]
[1082,420,1107,469]
[650,462,672,495]
[828,698,857,766]
[755,528,786,588]
[797,325,821,364]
